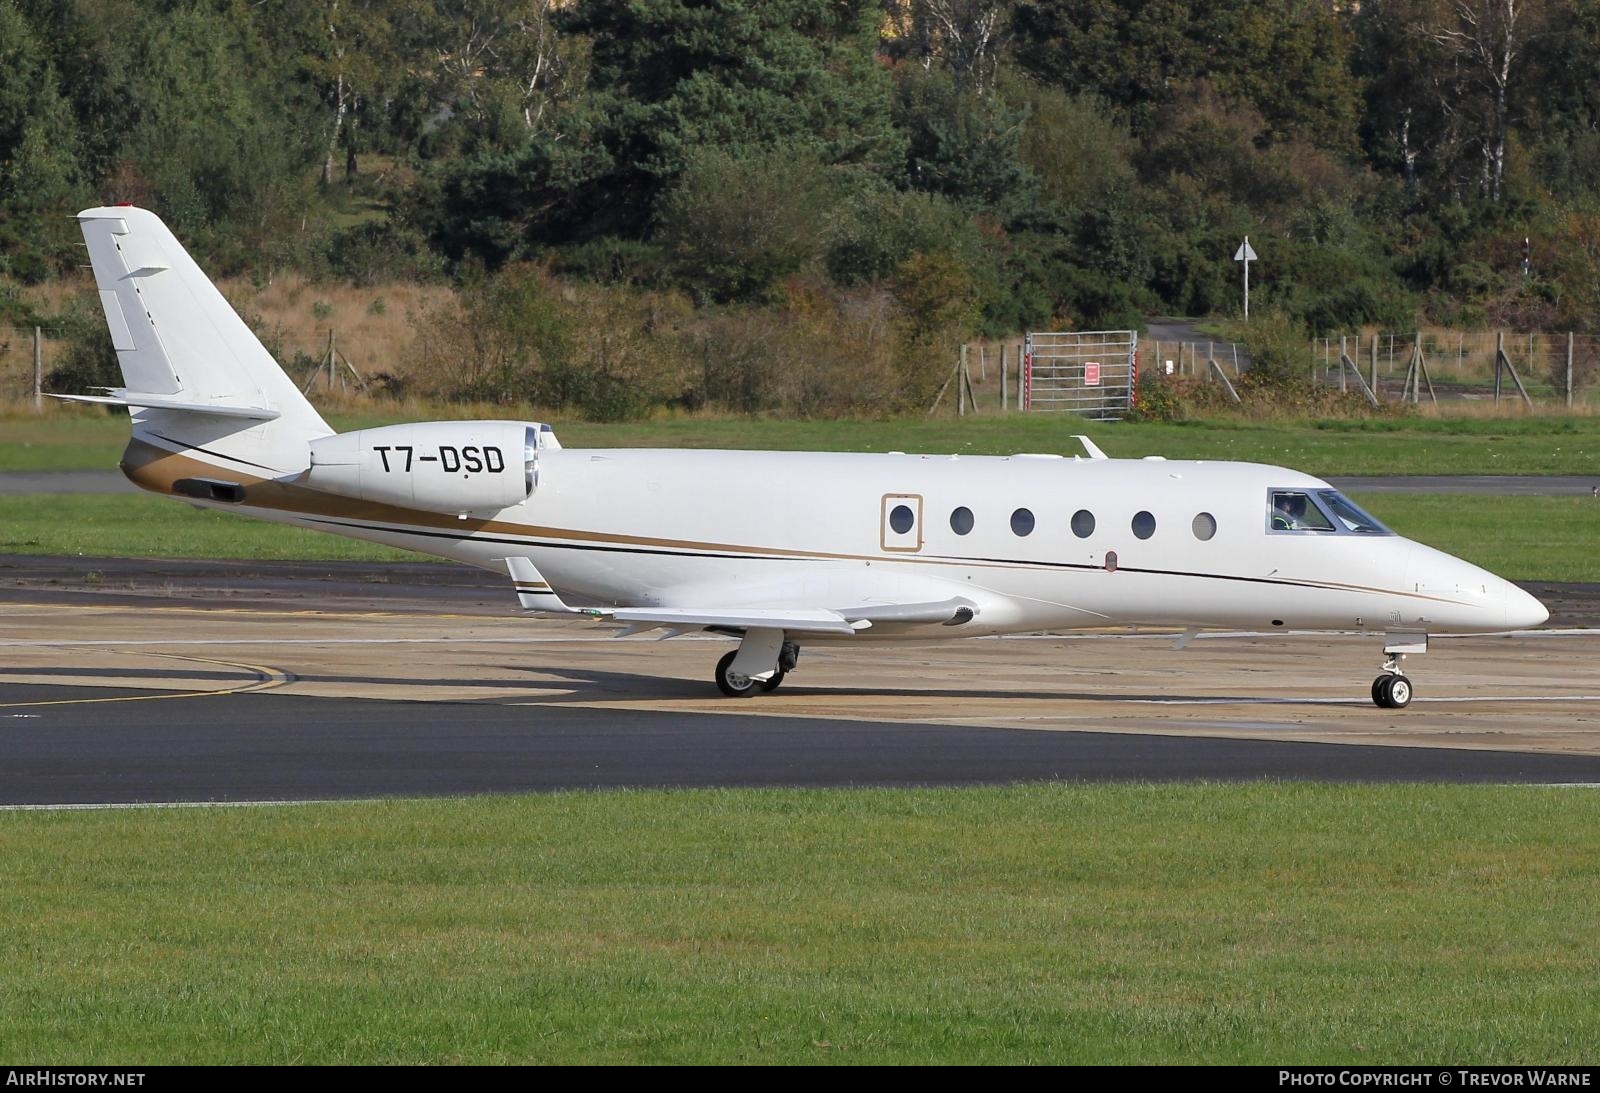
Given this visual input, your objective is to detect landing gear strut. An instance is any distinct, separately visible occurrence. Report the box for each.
[714,632,799,697]
[1371,632,1426,709]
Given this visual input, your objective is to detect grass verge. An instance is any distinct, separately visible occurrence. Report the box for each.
[1356,493,1600,583]
[7,410,1600,475]
[0,494,416,563]
[0,784,1596,1064]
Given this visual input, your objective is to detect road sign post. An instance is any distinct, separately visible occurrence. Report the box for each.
[1234,237,1257,321]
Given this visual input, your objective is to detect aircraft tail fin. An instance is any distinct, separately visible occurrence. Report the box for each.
[72,206,330,445]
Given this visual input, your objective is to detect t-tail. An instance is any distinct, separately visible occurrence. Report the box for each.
[67,205,333,474]
[63,204,571,611]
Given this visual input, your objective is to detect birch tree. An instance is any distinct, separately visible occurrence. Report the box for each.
[1426,0,1544,201]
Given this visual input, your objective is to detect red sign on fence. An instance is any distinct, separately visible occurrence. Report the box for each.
[1084,362,1101,386]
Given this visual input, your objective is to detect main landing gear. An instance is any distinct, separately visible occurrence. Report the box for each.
[1371,632,1427,709]
[714,631,800,697]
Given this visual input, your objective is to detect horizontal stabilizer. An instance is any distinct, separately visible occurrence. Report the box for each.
[611,607,863,636]
[49,391,281,420]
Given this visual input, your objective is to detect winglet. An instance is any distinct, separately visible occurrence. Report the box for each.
[505,556,578,614]
[1073,435,1108,460]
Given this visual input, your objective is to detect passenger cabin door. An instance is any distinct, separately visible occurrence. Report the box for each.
[880,494,924,553]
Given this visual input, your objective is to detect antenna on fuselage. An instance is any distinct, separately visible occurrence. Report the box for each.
[1072,435,1108,460]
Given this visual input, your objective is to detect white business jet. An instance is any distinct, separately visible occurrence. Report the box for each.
[62,206,1547,708]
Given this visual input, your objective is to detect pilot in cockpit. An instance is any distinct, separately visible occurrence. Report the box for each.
[1271,492,1307,530]
[1270,490,1338,532]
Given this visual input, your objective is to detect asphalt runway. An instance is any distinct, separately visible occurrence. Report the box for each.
[6,587,1600,804]
[6,684,1600,806]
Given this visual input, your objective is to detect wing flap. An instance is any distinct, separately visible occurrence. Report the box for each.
[839,598,976,626]
[611,607,862,636]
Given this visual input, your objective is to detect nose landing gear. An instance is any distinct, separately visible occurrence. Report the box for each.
[1371,632,1427,709]
[1371,663,1413,709]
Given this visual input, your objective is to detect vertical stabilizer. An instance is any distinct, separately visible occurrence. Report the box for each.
[73,206,331,463]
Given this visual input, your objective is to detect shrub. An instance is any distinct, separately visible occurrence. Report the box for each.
[691,282,902,416]
[324,221,444,287]
[409,264,572,405]
[655,145,841,303]
[41,294,120,396]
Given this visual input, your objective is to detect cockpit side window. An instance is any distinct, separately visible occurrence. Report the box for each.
[1316,490,1393,535]
[1267,489,1336,532]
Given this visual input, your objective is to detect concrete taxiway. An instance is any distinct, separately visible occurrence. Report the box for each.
[5,585,1600,803]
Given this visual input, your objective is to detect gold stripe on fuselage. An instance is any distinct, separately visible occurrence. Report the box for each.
[120,436,1471,608]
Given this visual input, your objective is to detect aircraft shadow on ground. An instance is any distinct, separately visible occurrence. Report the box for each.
[0,664,1377,708]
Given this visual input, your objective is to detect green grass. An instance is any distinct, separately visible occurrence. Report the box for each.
[1,784,1596,1063]
[8,409,1600,475]
[0,415,134,471]
[3,491,1594,581]
[0,494,416,562]
[1357,493,1600,583]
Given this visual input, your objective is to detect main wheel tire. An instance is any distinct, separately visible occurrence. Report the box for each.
[759,669,786,693]
[1371,676,1389,707]
[715,651,760,697]
[1387,675,1413,708]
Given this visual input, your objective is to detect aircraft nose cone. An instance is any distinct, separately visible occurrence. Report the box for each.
[1504,582,1550,630]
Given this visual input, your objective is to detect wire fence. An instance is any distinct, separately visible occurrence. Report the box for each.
[0,325,73,409]
[1311,331,1600,406]
[0,323,359,408]
[11,322,1600,412]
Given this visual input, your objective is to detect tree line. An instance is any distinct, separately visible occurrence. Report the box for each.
[6,0,1600,415]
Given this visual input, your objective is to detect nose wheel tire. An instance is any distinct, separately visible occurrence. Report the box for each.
[1372,674,1413,709]
[715,651,761,697]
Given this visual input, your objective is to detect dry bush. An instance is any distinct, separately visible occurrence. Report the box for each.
[221,273,454,383]
[552,282,697,420]
[691,281,904,417]
[404,267,697,419]
[404,265,567,404]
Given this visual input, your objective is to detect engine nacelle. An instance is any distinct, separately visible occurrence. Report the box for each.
[305,420,553,514]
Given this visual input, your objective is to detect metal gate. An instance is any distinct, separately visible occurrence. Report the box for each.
[1022,330,1138,419]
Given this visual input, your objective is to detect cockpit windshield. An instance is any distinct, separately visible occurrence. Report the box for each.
[1268,490,1335,532]
[1268,488,1394,535]
[1316,490,1392,535]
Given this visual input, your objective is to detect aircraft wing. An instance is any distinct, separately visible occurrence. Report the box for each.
[608,597,977,637]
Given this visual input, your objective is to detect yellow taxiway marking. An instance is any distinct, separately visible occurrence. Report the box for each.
[0,651,295,709]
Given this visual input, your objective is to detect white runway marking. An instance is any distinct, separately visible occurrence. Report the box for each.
[0,799,345,812]
[1128,694,1600,706]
